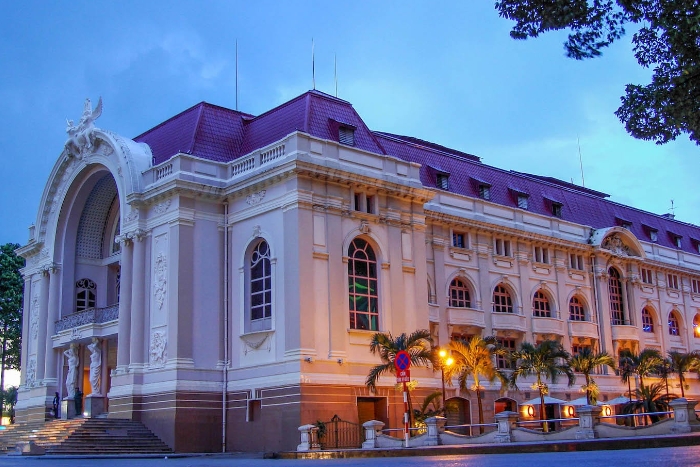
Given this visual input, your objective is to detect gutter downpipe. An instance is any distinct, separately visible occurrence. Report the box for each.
[222,201,229,452]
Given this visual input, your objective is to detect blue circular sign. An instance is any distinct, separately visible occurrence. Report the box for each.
[395,351,411,371]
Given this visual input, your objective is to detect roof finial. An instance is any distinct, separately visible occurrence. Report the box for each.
[334,54,338,97]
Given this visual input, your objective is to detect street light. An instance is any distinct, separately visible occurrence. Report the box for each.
[438,348,454,412]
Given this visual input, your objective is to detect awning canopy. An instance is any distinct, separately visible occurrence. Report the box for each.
[603,396,632,406]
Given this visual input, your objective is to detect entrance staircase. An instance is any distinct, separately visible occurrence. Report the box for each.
[0,418,172,455]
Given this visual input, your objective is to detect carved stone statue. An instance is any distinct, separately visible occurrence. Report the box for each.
[87,338,101,395]
[63,344,79,398]
[65,97,103,157]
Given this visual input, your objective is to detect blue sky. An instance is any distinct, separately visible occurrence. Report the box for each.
[1,1,697,246]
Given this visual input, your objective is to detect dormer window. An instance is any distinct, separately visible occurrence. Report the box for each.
[517,194,528,210]
[479,184,491,200]
[621,221,632,230]
[552,202,563,218]
[650,229,658,242]
[673,235,682,248]
[436,173,450,190]
[339,126,355,146]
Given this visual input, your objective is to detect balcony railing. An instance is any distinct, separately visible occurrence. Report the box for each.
[55,304,119,333]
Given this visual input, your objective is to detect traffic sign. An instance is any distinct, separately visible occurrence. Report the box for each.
[394,350,411,371]
[396,369,411,383]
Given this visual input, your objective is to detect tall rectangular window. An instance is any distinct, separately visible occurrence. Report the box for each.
[452,231,467,249]
[517,195,528,210]
[533,246,549,264]
[494,238,512,257]
[249,240,272,332]
[641,268,654,285]
[667,274,680,290]
[552,203,563,218]
[479,184,491,200]
[569,254,584,270]
[436,173,449,190]
[692,279,700,294]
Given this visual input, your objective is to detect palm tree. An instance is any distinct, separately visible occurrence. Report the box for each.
[618,352,636,403]
[446,336,508,433]
[412,391,443,430]
[667,350,698,398]
[619,348,664,398]
[366,330,434,427]
[655,358,673,397]
[509,340,575,433]
[622,382,675,425]
[568,348,615,405]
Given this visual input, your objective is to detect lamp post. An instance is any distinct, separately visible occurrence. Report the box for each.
[438,349,454,412]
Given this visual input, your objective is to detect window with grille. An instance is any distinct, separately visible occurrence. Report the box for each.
[249,240,272,332]
[348,238,379,331]
[517,195,528,210]
[436,173,449,190]
[452,231,467,249]
[479,184,491,200]
[569,254,584,270]
[76,278,96,312]
[533,246,549,264]
[496,338,516,369]
[692,279,700,294]
[667,274,680,290]
[668,312,680,336]
[608,268,625,325]
[494,238,512,257]
[339,126,355,146]
[493,285,513,313]
[449,278,471,308]
[569,296,585,321]
[641,268,654,285]
[532,291,551,317]
[642,308,654,333]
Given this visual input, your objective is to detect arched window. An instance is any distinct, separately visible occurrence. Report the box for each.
[641,308,654,333]
[76,278,96,312]
[694,315,700,338]
[532,291,551,318]
[348,238,379,330]
[249,240,272,332]
[608,268,625,325]
[569,296,586,321]
[668,311,680,336]
[493,285,513,313]
[449,278,471,308]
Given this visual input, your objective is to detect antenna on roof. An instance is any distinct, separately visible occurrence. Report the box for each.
[235,39,239,111]
[670,199,676,216]
[577,134,585,187]
[312,38,316,90]
[334,54,338,97]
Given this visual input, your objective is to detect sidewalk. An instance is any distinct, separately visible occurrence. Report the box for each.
[271,432,700,459]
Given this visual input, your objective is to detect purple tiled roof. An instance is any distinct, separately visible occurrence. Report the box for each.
[135,91,700,255]
[135,102,251,165]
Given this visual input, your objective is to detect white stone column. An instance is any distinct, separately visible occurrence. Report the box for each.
[576,405,601,439]
[116,237,133,371]
[129,230,147,369]
[362,420,385,449]
[494,411,519,443]
[44,265,61,383]
[19,277,31,386]
[35,270,50,381]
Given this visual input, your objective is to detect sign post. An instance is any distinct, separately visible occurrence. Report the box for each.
[394,350,412,448]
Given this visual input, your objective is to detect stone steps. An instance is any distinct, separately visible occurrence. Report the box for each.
[0,418,172,455]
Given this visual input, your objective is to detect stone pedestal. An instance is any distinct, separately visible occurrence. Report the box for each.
[61,398,77,420]
[424,416,446,446]
[84,395,105,418]
[576,405,601,439]
[494,411,519,443]
[670,398,699,434]
[296,424,320,452]
[362,420,385,449]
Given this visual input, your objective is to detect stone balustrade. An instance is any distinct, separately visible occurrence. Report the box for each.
[296,398,700,451]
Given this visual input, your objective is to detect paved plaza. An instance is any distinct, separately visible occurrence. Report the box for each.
[1,446,700,467]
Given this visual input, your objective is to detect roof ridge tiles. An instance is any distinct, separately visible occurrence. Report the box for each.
[374,131,480,162]
[133,101,253,140]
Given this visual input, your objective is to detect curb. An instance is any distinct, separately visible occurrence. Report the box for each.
[270,432,700,459]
